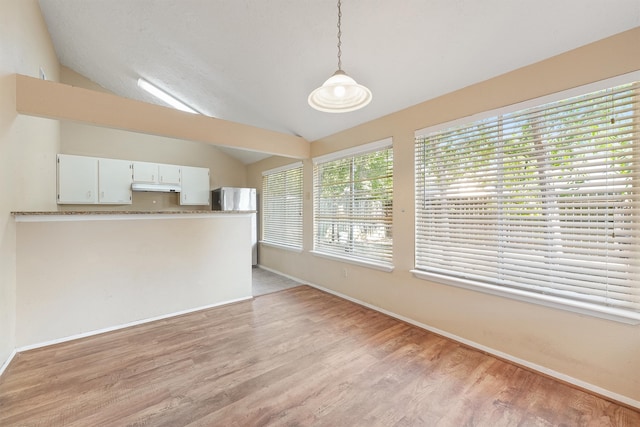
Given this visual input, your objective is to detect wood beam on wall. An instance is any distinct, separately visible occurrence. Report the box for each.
[14,74,310,160]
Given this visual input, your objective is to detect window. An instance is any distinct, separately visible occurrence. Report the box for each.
[414,76,640,323]
[313,139,393,270]
[261,162,303,250]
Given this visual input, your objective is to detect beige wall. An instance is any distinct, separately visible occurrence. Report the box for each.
[248,28,640,403]
[16,214,252,346]
[0,0,60,369]
[59,67,248,211]
[0,0,251,370]
[3,0,639,407]
[16,72,309,160]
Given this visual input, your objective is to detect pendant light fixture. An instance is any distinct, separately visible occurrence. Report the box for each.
[308,0,372,113]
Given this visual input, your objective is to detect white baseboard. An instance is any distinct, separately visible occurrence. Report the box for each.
[0,349,17,377]
[15,296,253,353]
[259,267,640,410]
[6,268,640,410]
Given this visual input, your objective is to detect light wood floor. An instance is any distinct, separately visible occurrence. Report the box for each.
[1,286,638,426]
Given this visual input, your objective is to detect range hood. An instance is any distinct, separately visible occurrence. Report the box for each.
[131,183,181,193]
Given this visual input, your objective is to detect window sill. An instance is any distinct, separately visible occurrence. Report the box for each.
[259,241,303,253]
[311,251,394,272]
[410,269,640,325]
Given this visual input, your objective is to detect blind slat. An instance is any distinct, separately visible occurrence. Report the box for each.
[262,164,304,249]
[314,144,393,265]
[415,80,640,315]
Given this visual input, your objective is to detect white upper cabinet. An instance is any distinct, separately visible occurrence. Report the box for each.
[98,158,132,204]
[60,155,209,206]
[180,166,210,206]
[57,154,98,204]
[133,162,181,185]
[58,155,133,205]
[158,164,181,185]
[132,161,158,183]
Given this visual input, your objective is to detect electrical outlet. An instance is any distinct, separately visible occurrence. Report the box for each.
[342,268,348,278]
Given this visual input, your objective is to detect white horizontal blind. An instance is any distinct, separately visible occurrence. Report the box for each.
[314,144,393,266]
[262,163,303,249]
[415,81,640,315]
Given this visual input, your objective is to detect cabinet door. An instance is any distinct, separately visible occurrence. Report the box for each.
[158,164,181,185]
[132,161,158,183]
[57,154,98,204]
[99,159,132,204]
[180,166,210,205]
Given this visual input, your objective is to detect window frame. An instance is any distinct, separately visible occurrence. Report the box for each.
[312,138,394,272]
[261,161,304,252]
[412,71,640,324]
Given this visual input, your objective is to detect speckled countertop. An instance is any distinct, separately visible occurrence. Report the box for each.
[12,210,256,215]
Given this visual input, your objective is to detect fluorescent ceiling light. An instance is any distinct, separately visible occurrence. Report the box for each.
[137,78,199,114]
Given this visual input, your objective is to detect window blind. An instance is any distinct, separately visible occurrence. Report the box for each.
[314,142,393,267]
[415,81,640,319]
[262,163,303,250]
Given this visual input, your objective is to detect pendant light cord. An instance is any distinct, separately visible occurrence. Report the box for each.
[337,0,342,70]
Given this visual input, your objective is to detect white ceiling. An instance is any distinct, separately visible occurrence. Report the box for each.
[38,0,640,164]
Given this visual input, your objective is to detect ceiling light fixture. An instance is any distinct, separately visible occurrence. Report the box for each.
[137,78,200,114]
[308,0,372,113]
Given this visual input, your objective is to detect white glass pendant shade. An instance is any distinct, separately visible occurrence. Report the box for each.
[308,70,372,113]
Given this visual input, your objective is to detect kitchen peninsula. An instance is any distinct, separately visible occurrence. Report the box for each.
[12,211,253,348]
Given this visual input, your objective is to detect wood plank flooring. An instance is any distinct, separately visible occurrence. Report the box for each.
[1,285,638,426]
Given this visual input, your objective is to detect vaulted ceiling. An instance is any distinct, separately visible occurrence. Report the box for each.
[38,0,640,163]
